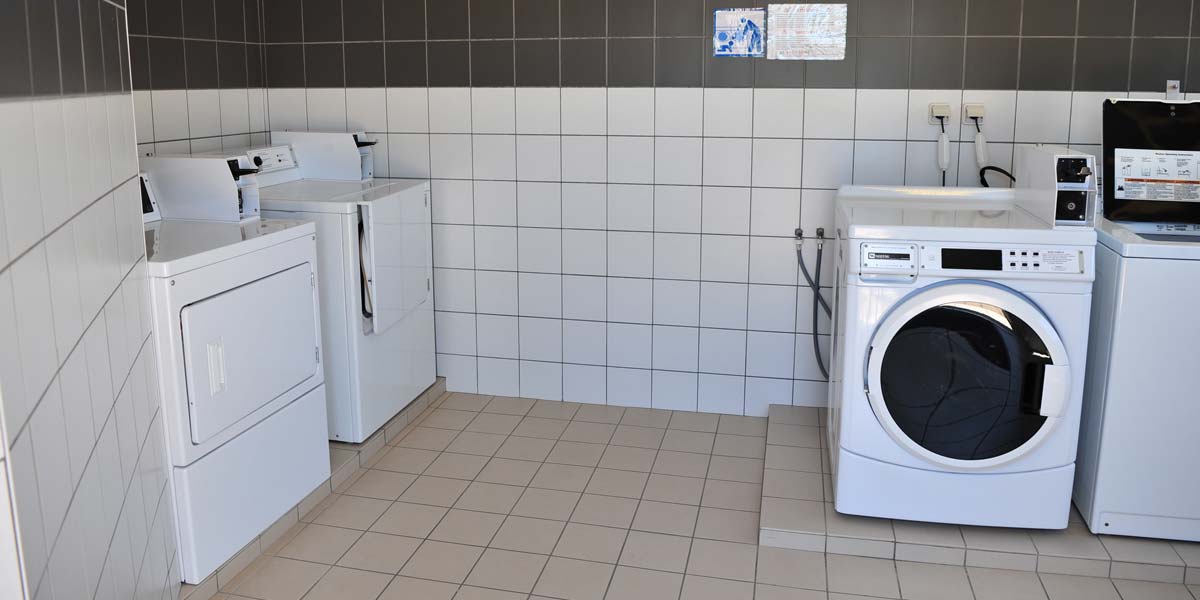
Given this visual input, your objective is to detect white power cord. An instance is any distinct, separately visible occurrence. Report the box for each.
[936,116,950,186]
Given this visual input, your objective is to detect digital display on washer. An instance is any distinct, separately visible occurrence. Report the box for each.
[867,252,911,261]
[942,248,1002,271]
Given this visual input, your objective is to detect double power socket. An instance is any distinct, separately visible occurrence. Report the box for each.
[928,103,987,126]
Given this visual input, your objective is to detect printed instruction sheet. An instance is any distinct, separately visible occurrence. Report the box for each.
[1114,148,1200,202]
[766,3,847,60]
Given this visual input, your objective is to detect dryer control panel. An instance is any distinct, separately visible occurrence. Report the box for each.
[919,245,1084,274]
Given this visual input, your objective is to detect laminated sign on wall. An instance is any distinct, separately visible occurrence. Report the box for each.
[713,8,766,57]
[767,3,847,61]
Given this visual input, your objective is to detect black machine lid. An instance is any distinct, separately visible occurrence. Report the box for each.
[1103,99,1200,224]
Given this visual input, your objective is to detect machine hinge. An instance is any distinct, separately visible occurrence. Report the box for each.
[310,272,316,287]
[315,347,321,364]
[427,278,431,291]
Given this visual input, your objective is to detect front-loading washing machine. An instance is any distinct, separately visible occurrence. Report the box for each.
[827,185,1097,529]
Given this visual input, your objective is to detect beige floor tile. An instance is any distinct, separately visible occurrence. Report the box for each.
[896,561,973,600]
[313,495,391,531]
[484,395,537,415]
[680,575,754,599]
[453,586,526,600]
[824,503,894,541]
[424,452,490,480]
[547,440,607,466]
[441,393,492,411]
[336,532,421,574]
[464,548,549,593]
[476,457,542,486]
[300,566,391,600]
[1030,529,1110,560]
[399,475,471,507]
[652,450,711,478]
[827,554,899,598]
[370,501,449,538]
[762,469,824,502]
[513,416,570,440]
[345,469,416,500]
[767,404,819,426]
[718,415,767,437]
[571,403,623,424]
[429,509,506,546]
[400,540,485,584]
[597,445,658,472]
[661,429,716,454]
[454,481,525,514]
[754,583,827,600]
[669,412,720,433]
[490,515,567,554]
[765,445,823,473]
[607,566,684,600]
[619,530,693,572]
[378,575,458,600]
[1111,579,1195,600]
[621,407,672,428]
[570,493,639,528]
[766,423,822,448]
[585,468,649,499]
[700,479,762,512]
[561,421,618,444]
[424,408,479,430]
[610,425,666,449]
[494,436,557,462]
[1172,542,1200,567]
[642,474,705,505]
[512,488,582,521]
[713,433,767,458]
[686,538,758,581]
[230,556,329,600]
[632,500,699,537]
[529,400,584,421]
[694,507,758,544]
[467,412,523,435]
[960,525,1036,554]
[533,557,614,600]
[707,455,764,484]
[373,446,440,474]
[755,546,826,590]
[396,427,458,451]
[1101,536,1185,565]
[892,520,964,548]
[968,567,1049,600]
[531,462,595,492]
[446,431,509,456]
[275,524,362,564]
[1039,573,1121,600]
[553,522,628,563]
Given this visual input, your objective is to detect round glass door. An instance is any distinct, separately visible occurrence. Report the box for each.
[866,283,1071,468]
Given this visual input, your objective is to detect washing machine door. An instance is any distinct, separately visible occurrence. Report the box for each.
[864,281,1071,469]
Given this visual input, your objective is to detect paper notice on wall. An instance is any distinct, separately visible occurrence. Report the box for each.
[713,8,766,57]
[766,3,847,61]
[1114,148,1200,202]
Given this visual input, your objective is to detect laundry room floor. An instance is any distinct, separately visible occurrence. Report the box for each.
[195,393,1200,600]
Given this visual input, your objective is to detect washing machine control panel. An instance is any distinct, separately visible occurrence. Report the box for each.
[918,245,1084,274]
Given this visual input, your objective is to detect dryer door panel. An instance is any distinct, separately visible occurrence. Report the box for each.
[360,186,430,335]
[181,263,319,444]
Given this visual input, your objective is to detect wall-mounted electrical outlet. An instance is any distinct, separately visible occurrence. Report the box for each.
[964,103,986,122]
[928,103,952,125]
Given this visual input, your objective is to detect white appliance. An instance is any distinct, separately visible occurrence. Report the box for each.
[251,133,435,443]
[140,170,330,584]
[827,185,1096,529]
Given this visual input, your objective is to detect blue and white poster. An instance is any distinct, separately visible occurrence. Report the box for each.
[713,8,765,57]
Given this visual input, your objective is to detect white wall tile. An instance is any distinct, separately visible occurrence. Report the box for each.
[12,246,60,412]
[31,381,72,542]
[564,320,607,365]
[801,139,854,189]
[1068,91,1121,146]
[429,134,473,179]
[1014,91,1072,144]
[248,87,268,132]
[429,88,473,133]
[745,377,792,416]
[704,89,754,137]
[478,358,520,396]
[607,231,653,278]
[701,187,751,235]
[564,364,606,404]
[852,141,907,185]
[795,286,832,335]
[607,323,652,368]
[652,371,698,411]
[0,272,26,442]
[748,284,797,333]
[959,142,1013,188]
[477,314,519,358]
[746,331,795,378]
[517,182,562,227]
[655,88,703,136]
[700,234,749,282]
[473,134,517,180]
[63,98,91,218]
[44,225,84,356]
[699,328,747,375]
[516,88,561,134]
[562,88,607,135]
[699,281,748,329]
[654,137,703,185]
[698,374,745,414]
[475,180,518,226]
[607,184,653,231]
[750,188,801,237]
[520,361,563,400]
[854,89,908,140]
[82,321,113,434]
[519,317,563,361]
[472,88,516,134]
[346,87,388,132]
[562,136,607,183]
[9,434,47,586]
[654,185,701,233]
[654,233,701,280]
[799,189,836,235]
[267,87,308,129]
[904,141,963,187]
[961,89,1017,143]
[476,270,519,315]
[475,226,517,270]
[752,138,804,188]
[386,87,430,132]
[606,367,651,408]
[431,179,474,224]
[753,89,805,138]
[218,88,251,136]
[0,101,45,258]
[562,183,607,229]
[133,91,153,144]
[653,279,700,327]
[518,227,562,273]
[518,272,562,317]
[607,88,655,135]
[653,326,699,372]
[703,138,753,186]
[907,89,963,142]
[563,275,607,320]
[792,379,827,407]
[432,224,476,269]
[608,136,655,184]
[33,98,70,232]
[517,135,562,181]
[563,229,607,275]
[803,89,856,139]
[793,334,831,381]
[187,89,223,138]
[439,353,478,392]
[606,277,653,324]
[434,268,476,313]
[150,89,190,141]
[749,237,798,285]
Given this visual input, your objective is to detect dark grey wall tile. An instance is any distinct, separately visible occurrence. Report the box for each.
[80,0,105,92]
[1020,37,1075,90]
[753,58,802,88]
[344,0,384,41]
[58,0,86,94]
[1021,0,1077,35]
[186,40,220,88]
[1130,38,1188,90]
[29,0,60,95]
[103,4,124,92]
[304,0,344,42]
[385,0,426,40]
[1074,37,1130,90]
[608,38,655,86]
[709,54,756,87]
[805,41,857,88]
[183,0,216,39]
[346,42,385,85]
[248,43,265,86]
[1078,0,1135,36]
[426,41,470,84]
[516,39,560,86]
[118,17,131,92]
[246,0,262,42]
[658,0,704,36]
[1134,0,1192,36]
[131,37,151,90]
[305,43,345,86]
[1188,43,1200,92]
[857,0,912,35]
[655,37,703,86]
[128,0,148,34]
[561,38,607,86]
[471,40,515,85]
[471,0,515,39]
[910,37,963,89]
[562,0,606,37]
[428,0,470,39]
[265,43,305,86]
[610,0,655,36]
[215,0,245,41]
[149,37,188,89]
[964,37,1017,89]
[913,0,966,35]
[516,0,560,38]
[856,37,910,88]
[386,41,429,85]
[264,0,302,42]
[218,42,248,88]
[148,0,184,37]
[967,0,1020,35]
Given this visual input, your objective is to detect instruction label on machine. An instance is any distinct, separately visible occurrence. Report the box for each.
[1113,148,1200,202]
